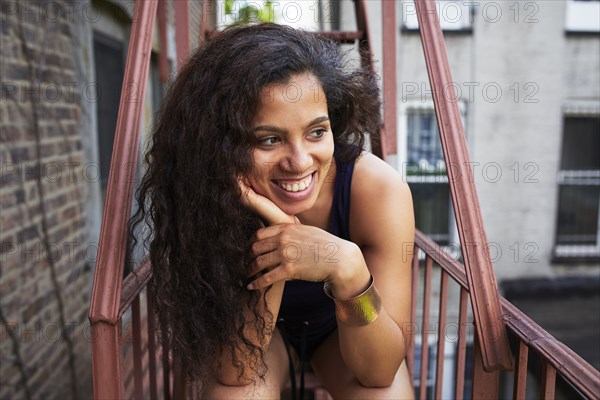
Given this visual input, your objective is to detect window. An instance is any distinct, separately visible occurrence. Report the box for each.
[407,112,444,170]
[554,115,600,262]
[566,0,600,33]
[93,32,125,205]
[404,109,457,247]
[402,0,474,32]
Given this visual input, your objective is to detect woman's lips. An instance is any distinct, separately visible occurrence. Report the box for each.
[270,172,316,201]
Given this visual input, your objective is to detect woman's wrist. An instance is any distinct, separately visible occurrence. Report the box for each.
[324,274,382,326]
[327,243,371,299]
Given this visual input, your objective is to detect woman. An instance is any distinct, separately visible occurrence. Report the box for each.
[130,23,415,399]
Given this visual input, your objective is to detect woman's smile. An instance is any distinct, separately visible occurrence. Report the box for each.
[270,171,317,200]
[273,171,314,192]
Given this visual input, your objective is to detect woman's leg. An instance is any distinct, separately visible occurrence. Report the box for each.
[310,330,414,400]
[201,329,292,399]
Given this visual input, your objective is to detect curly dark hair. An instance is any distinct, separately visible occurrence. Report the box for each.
[128,22,381,383]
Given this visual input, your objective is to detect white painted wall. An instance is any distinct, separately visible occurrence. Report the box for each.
[342,0,600,280]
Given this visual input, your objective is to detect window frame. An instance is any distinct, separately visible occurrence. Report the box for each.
[553,111,600,264]
[565,0,600,34]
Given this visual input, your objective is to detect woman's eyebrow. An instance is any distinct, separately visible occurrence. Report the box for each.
[253,116,329,134]
[305,116,329,128]
[252,125,287,134]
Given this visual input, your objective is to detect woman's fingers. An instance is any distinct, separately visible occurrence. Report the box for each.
[238,177,296,225]
[252,224,285,242]
[250,239,279,258]
[247,264,294,290]
[247,250,280,278]
[247,224,341,289]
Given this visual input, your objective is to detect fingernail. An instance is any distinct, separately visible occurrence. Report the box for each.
[247,283,254,290]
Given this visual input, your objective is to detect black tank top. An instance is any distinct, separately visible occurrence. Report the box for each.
[277,151,355,357]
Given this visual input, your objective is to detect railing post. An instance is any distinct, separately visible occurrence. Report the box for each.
[471,333,500,399]
[419,257,433,400]
[158,0,170,83]
[380,0,397,159]
[513,341,529,400]
[174,0,190,68]
[354,0,386,159]
[414,0,513,372]
[90,322,124,399]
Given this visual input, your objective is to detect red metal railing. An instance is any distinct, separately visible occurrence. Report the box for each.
[414,0,513,372]
[88,0,600,399]
[88,1,164,399]
[410,231,600,400]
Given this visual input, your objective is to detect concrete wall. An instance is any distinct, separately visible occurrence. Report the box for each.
[387,0,599,281]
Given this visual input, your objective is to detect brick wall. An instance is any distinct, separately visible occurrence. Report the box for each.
[1,1,93,398]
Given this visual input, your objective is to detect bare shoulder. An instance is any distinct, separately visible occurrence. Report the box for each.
[352,152,411,205]
[350,152,414,247]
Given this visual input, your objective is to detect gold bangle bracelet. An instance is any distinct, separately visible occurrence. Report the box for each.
[323,275,382,326]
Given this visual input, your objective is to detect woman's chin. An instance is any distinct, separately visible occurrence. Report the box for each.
[277,201,312,217]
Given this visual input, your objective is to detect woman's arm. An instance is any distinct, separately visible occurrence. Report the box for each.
[331,153,414,387]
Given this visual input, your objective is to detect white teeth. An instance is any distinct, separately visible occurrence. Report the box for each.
[278,174,313,192]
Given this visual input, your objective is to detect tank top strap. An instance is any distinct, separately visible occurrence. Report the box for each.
[328,152,356,241]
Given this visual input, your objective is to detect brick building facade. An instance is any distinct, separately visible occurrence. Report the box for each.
[0,0,198,397]
[1,1,93,398]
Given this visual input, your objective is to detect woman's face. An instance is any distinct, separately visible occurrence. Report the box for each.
[248,72,335,216]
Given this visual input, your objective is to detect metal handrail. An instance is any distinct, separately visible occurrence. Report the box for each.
[414,0,513,371]
[502,299,600,400]
[89,0,157,325]
[88,1,158,398]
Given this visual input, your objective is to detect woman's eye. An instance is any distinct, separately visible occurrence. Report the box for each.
[310,129,326,138]
[258,136,280,146]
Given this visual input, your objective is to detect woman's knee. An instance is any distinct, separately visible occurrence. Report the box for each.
[311,334,414,400]
[201,378,281,400]
[331,363,413,400]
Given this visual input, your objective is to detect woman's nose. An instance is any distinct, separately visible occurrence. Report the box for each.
[280,143,312,174]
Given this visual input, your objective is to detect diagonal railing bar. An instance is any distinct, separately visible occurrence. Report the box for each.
[89,0,157,325]
[119,258,151,318]
[414,0,513,371]
[88,1,158,398]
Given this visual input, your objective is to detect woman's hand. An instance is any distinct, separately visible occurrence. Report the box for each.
[238,178,298,225]
[246,224,371,298]
[239,178,370,297]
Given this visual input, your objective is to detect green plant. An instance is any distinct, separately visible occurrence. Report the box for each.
[225,0,275,24]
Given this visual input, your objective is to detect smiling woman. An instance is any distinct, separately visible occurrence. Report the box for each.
[128,23,415,399]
